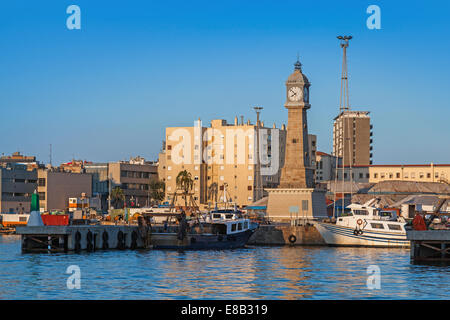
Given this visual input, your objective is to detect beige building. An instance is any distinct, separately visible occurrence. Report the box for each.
[333,111,373,166]
[0,163,37,213]
[108,157,158,208]
[369,164,450,184]
[160,117,289,207]
[37,168,92,212]
[315,151,341,183]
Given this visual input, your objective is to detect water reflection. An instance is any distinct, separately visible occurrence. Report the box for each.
[0,236,449,299]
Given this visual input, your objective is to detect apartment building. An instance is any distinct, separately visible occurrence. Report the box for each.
[160,117,289,207]
[0,163,37,213]
[333,111,373,166]
[108,157,158,208]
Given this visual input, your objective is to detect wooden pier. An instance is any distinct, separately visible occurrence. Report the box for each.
[407,230,450,262]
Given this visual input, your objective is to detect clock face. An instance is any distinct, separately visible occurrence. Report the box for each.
[288,86,302,101]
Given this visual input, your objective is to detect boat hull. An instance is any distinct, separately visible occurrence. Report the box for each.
[314,221,410,248]
[150,228,256,250]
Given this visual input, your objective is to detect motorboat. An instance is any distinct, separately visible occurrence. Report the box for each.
[313,203,409,247]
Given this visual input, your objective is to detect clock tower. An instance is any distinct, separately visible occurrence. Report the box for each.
[266,59,327,222]
[279,60,314,188]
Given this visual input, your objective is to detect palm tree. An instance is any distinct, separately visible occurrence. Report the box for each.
[176,170,194,208]
[111,186,125,209]
[149,180,165,205]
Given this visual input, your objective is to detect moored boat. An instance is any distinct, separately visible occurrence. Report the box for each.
[141,210,258,250]
[313,203,409,247]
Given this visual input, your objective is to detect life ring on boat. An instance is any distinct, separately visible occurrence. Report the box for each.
[288,234,297,244]
[357,219,363,225]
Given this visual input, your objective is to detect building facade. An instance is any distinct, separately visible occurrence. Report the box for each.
[160,117,288,207]
[108,157,158,208]
[37,169,92,212]
[333,111,373,166]
[84,162,109,212]
[0,163,37,213]
[368,164,450,184]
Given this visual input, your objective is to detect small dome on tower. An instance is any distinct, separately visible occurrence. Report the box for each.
[287,59,309,84]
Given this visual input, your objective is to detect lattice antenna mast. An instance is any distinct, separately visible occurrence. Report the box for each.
[337,36,352,113]
[254,106,263,202]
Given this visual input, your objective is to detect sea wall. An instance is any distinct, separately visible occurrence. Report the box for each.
[248,224,326,245]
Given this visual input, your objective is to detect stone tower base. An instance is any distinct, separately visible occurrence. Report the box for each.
[266,188,327,222]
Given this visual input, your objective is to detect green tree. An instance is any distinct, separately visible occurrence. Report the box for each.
[149,179,165,205]
[176,170,193,208]
[111,186,125,209]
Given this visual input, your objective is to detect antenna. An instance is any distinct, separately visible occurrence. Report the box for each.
[253,106,264,202]
[49,144,52,166]
[337,35,352,112]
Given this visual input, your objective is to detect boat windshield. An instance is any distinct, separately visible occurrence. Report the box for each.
[353,209,369,216]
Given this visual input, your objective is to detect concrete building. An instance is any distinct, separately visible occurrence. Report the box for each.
[0,163,37,213]
[368,164,450,184]
[333,111,373,166]
[84,163,109,211]
[37,169,92,212]
[315,151,341,183]
[160,117,288,207]
[108,157,158,208]
[336,165,370,183]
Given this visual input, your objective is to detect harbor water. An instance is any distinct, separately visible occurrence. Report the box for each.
[0,235,449,299]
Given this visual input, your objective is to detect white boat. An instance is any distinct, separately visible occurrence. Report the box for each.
[313,203,410,247]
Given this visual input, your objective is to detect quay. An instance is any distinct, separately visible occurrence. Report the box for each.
[248,223,326,246]
[16,225,148,253]
[407,230,450,262]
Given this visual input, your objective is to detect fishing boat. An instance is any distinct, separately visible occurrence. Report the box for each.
[313,202,409,247]
[140,210,258,250]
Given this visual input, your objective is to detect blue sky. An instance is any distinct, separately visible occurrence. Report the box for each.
[0,0,449,165]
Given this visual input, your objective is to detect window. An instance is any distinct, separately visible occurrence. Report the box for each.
[427,173,431,178]
[248,186,252,191]
[231,224,237,232]
[248,176,252,180]
[396,173,400,178]
[238,223,243,231]
[354,209,368,215]
[388,224,402,231]
[167,145,172,150]
[374,173,378,178]
[244,221,248,229]
[38,192,46,200]
[370,223,384,229]
[411,172,415,179]
[194,176,199,180]
[38,178,46,187]
[419,172,424,179]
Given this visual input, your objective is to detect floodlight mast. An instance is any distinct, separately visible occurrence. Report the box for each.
[337,35,352,112]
